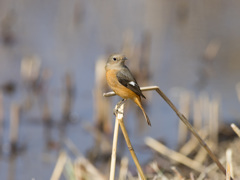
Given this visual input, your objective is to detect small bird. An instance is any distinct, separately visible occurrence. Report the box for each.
[105,54,151,126]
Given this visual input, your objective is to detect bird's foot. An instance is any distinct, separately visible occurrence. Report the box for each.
[113,99,127,116]
[113,108,123,116]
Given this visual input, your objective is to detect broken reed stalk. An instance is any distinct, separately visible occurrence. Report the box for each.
[0,91,3,150]
[197,157,226,180]
[109,104,122,180]
[171,166,184,180]
[50,151,67,180]
[231,123,240,138]
[9,103,20,153]
[62,73,74,122]
[179,129,208,156]
[64,138,105,179]
[103,86,230,179]
[145,137,204,172]
[178,91,191,146]
[118,111,146,180]
[226,149,233,179]
[119,157,129,180]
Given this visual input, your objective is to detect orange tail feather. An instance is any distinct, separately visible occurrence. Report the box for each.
[133,97,151,126]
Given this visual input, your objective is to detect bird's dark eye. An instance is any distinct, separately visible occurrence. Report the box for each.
[113,57,117,61]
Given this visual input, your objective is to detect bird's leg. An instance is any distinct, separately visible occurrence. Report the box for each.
[114,99,127,116]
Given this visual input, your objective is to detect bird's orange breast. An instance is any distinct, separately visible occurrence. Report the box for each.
[106,69,138,100]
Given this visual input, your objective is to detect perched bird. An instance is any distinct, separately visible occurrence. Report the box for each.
[105,54,151,126]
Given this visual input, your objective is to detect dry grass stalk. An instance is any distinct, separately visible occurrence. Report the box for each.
[64,138,105,179]
[117,104,146,180]
[197,157,225,180]
[193,98,202,134]
[231,123,240,138]
[190,172,195,180]
[226,162,231,180]
[9,103,20,153]
[74,158,105,180]
[145,137,204,172]
[63,159,76,180]
[109,103,122,180]
[119,157,129,180]
[95,58,111,134]
[149,161,168,180]
[179,129,208,156]
[50,151,67,180]
[0,91,3,148]
[194,140,213,164]
[226,149,233,179]
[104,86,228,178]
[236,82,240,102]
[62,73,74,122]
[171,166,185,180]
[209,98,219,149]
[178,91,191,146]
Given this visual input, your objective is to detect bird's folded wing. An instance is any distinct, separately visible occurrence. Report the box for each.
[116,67,146,98]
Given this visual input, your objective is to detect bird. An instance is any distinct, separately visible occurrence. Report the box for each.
[105,53,151,126]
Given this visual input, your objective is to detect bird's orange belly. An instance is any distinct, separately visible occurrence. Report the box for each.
[106,70,137,100]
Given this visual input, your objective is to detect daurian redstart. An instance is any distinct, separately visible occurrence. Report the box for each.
[105,54,151,126]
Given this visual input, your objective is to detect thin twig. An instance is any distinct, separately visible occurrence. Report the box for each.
[103,85,230,179]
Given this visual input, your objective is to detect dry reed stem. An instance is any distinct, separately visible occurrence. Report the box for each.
[235,82,240,102]
[119,157,129,180]
[226,149,233,179]
[149,161,168,180]
[209,99,219,148]
[0,91,3,147]
[179,129,208,156]
[171,166,184,180]
[64,138,105,179]
[109,103,122,180]
[9,103,20,152]
[178,91,191,146]
[231,123,240,138]
[50,151,67,180]
[226,162,231,180]
[194,140,214,164]
[104,86,229,178]
[193,98,202,131]
[197,157,225,180]
[117,107,146,180]
[145,137,204,172]
[190,172,195,180]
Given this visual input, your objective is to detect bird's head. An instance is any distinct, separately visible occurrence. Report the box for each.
[105,54,127,70]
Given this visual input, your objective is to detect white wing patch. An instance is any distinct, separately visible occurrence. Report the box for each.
[128,81,136,86]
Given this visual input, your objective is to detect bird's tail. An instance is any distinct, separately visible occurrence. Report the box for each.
[134,97,151,126]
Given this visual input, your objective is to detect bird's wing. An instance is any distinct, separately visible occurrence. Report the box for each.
[116,66,146,98]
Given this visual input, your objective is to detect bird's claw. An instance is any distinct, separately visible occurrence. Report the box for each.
[113,108,123,116]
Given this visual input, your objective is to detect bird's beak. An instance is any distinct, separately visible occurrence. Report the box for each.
[122,57,127,61]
